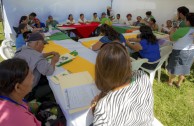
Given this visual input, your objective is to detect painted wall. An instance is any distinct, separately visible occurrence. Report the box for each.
[112,0,194,27]
[2,0,194,40]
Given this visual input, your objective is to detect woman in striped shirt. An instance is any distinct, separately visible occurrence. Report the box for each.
[92,42,154,126]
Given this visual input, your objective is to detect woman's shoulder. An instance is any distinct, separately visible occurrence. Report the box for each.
[0,100,41,126]
[132,70,151,86]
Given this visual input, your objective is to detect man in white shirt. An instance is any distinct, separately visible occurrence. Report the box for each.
[124,13,134,26]
[91,13,100,22]
[113,14,124,24]
[78,14,89,24]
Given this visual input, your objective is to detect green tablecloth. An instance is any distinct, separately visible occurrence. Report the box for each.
[48,32,70,40]
[112,26,134,33]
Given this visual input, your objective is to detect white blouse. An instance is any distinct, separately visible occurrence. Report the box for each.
[93,70,154,126]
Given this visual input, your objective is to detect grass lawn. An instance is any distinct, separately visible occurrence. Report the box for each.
[0,22,193,126]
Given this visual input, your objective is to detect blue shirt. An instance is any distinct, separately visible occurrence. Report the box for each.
[139,39,160,62]
[99,34,126,44]
[16,34,26,50]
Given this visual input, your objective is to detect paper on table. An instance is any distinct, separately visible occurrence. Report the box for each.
[59,71,94,89]
[71,108,94,126]
[64,83,100,110]
[56,53,75,67]
[50,70,70,84]
[44,32,51,37]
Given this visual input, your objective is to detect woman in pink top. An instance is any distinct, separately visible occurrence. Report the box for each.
[0,58,41,126]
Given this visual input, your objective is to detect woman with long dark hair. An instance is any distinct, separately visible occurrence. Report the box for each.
[92,24,126,50]
[126,25,160,69]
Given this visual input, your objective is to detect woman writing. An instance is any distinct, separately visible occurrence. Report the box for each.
[92,42,154,126]
[92,24,126,51]
[126,25,160,70]
[0,58,41,126]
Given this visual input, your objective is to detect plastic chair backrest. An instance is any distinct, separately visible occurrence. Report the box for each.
[160,45,172,57]
[0,45,15,60]
[131,58,148,71]
[154,46,172,69]
[1,39,13,47]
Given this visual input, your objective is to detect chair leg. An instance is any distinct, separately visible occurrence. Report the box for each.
[149,71,156,86]
[157,68,161,83]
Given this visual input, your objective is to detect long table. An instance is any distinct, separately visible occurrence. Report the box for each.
[44,39,97,126]
[78,32,171,49]
[45,39,163,126]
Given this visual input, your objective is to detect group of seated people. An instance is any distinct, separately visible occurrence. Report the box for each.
[0,5,194,126]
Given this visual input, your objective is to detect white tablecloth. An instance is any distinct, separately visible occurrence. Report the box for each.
[47,39,97,126]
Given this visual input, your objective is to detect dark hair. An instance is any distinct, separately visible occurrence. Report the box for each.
[186,13,194,26]
[150,18,156,23]
[29,12,37,17]
[100,24,120,41]
[126,13,132,17]
[93,13,97,16]
[107,9,110,16]
[23,31,32,40]
[95,42,132,93]
[140,25,157,44]
[48,15,52,19]
[117,14,120,17]
[0,58,29,95]
[137,16,142,19]
[68,14,73,20]
[177,6,189,16]
[146,11,152,16]
[19,16,27,24]
[80,14,84,17]
[17,23,27,37]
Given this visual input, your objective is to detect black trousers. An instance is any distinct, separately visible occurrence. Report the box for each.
[131,52,158,70]
[25,75,55,102]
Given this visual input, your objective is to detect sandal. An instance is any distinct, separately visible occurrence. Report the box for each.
[174,82,180,88]
[167,82,173,86]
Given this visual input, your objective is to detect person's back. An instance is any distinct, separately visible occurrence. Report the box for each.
[139,39,160,62]
[94,70,153,126]
[15,46,50,87]
[16,34,25,49]
[100,34,126,44]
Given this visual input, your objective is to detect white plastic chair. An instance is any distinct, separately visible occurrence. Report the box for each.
[1,39,15,47]
[140,46,172,85]
[152,117,163,126]
[0,45,15,60]
[131,58,148,71]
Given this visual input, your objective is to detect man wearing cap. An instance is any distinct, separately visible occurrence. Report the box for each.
[14,32,60,101]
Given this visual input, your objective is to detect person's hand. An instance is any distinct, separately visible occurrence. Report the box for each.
[169,27,176,35]
[128,38,136,42]
[50,51,59,56]
[51,53,60,64]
